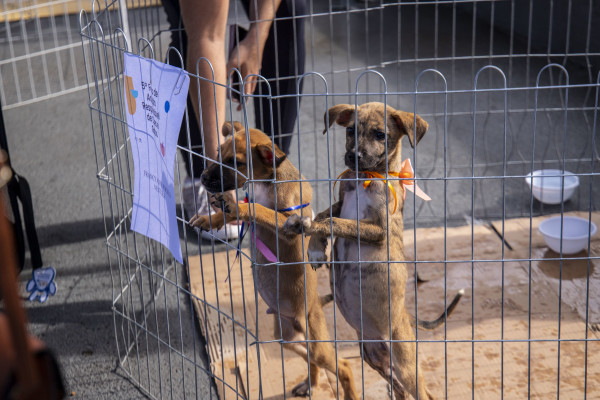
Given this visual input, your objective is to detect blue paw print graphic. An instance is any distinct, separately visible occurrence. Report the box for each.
[26,266,57,303]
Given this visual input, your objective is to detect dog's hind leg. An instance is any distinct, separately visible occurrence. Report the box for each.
[305,308,359,400]
[273,315,321,397]
[361,341,408,400]
[390,313,436,400]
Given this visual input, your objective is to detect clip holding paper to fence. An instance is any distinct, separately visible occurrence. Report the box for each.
[173,68,186,96]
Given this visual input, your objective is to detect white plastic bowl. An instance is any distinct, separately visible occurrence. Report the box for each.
[525,169,579,204]
[538,216,597,254]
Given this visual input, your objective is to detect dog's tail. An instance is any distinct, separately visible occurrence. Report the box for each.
[410,289,465,331]
[320,293,334,307]
[415,271,429,285]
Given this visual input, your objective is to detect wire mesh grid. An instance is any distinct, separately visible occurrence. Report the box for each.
[81,0,600,399]
[0,0,162,109]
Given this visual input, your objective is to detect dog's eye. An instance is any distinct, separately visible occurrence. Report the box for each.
[346,127,355,136]
[375,130,386,141]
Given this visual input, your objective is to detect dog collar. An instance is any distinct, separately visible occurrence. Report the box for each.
[335,159,431,214]
[226,193,310,281]
[278,202,310,212]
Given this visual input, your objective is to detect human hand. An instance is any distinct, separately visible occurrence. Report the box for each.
[226,35,262,110]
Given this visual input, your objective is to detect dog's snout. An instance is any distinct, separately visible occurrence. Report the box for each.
[347,152,362,163]
[200,171,210,186]
[345,148,375,170]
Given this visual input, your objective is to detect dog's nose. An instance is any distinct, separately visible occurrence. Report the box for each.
[200,171,210,185]
[347,152,362,165]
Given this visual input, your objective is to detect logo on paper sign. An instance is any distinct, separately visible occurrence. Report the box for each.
[160,142,166,157]
[124,75,137,115]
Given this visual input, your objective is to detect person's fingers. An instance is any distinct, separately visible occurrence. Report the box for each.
[225,55,237,75]
[246,67,260,95]
[246,76,256,96]
[239,63,249,94]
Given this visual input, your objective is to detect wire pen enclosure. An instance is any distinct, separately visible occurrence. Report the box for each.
[81,0,600,399]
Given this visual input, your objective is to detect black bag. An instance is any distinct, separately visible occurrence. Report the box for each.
[0,167,65,399]
[0,100,43,274]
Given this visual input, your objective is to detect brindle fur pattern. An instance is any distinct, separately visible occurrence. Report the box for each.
[284,102,441,400]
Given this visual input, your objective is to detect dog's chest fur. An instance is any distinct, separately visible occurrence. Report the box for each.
[339,182,372,220]
[335,179,383,261]
[252,183,273,207]
[251,182,308,317]
[333,178,406,337]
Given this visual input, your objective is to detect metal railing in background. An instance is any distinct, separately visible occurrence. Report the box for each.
[1,0,162,110]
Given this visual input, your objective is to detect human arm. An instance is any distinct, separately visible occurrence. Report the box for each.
[226,0,283,99]
[179,0,229,162]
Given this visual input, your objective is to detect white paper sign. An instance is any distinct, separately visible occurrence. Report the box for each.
[123,53,189,264]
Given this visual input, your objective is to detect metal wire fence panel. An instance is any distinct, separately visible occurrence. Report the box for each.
[0,0,164,109]
[81,0,600,399]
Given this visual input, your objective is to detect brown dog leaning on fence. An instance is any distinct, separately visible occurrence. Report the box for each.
[283,102,464,400]
[189,122,359,399]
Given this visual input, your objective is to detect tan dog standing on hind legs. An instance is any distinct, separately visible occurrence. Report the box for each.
[283,102,464,400]
[190,122,359,399]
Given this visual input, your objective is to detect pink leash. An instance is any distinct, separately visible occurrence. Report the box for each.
[224,193,309,281]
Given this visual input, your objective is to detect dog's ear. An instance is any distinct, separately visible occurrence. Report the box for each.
[391,111,428,148]
[222,121,245,137]
[256,144,287,168]
[323,104,356,134]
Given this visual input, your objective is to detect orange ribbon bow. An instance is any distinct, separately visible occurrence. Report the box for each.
[335,159,431,214]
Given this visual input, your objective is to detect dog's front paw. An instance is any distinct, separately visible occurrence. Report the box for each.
[282,213,311,239]
[189,214,223,231]
[307,235,328,270]
[210,193,231,214]
[222,192,246,217]
[210,192,249,220]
